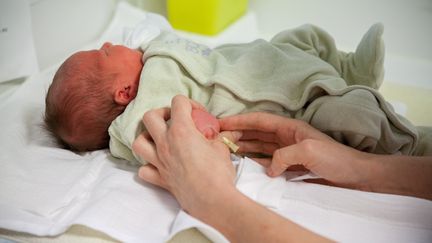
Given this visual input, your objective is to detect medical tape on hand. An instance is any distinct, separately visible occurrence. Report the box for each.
[222,136,239,153]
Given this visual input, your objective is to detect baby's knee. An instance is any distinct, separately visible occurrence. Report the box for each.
[302,89,415,154]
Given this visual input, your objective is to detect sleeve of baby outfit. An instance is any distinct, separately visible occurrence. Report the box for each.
[270,23,385,89]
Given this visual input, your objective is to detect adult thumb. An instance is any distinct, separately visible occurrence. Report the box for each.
[267,144,306,177]
[138,165,169,190]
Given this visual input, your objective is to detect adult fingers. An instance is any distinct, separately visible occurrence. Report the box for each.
[240,130,278,143]
[170,95,200,127]
[219,112,298,133]
[212,130,243,153]
[132,132,160,167]
[142,107,171,144]
[218,130,243,143]
[221,113,331,145]
[138,165,169,190]
[267,142,311,177]
[236,140,278,155]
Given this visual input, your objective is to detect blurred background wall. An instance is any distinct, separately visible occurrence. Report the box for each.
[25,0,431,125]
[29,0,432,71]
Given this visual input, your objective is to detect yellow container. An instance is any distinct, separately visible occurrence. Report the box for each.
[167,0,248,36]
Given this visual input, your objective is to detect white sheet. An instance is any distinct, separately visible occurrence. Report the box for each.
[236,159,432,243]
[1,2,432,243]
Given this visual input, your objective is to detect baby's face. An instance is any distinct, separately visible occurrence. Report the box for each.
[97,42,143,74]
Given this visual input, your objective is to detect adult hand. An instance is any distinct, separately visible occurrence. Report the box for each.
[134,99,331,243]
[219,112,372,190]
[132,95,241,215]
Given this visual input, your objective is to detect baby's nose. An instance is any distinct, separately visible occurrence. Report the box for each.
[101,42,112,50]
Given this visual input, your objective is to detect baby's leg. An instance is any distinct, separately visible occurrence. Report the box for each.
[270,23,385,88]
[295,88,417,155]
[413,126,432,156]
[339,23,385,88]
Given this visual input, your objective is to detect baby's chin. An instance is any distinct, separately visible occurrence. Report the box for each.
[130,48,144,57]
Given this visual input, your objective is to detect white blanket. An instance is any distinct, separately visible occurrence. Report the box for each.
[1,2,431,243]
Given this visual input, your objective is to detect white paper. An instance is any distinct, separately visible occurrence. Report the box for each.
[0,0,39,82]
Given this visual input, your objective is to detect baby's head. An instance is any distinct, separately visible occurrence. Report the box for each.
[44,42,143,151]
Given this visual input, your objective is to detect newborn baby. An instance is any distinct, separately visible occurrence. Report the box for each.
[44,21,430,165]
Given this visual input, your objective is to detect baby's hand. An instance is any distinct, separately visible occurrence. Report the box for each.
[191,109,220,139]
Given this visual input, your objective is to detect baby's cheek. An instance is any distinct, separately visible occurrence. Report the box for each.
[191,109,220,139]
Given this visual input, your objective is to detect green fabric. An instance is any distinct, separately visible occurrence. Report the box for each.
[109,23,425,165]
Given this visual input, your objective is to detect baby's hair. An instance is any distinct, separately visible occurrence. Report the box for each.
[44,55,125,151]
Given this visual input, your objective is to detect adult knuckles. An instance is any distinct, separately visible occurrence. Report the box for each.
[142,109,157,124]
[131,136,144,154]
[273,148,289,167]
[299,139,320,153]
[169,124,191,139]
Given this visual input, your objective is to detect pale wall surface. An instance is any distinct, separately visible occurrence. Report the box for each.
[28,0,432,125]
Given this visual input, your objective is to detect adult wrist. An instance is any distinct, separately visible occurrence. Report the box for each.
[187,182,240,219]
[356,153,417,197]
[360,154,432,200]
[347,150,382,192]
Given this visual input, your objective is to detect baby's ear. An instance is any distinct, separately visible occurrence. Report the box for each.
[114,86,133,105]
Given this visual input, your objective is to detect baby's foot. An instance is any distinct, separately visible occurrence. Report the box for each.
[343,23,385,88]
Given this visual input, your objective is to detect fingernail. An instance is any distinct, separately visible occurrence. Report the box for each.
[138,167,145,178]
[232,131,243,139]
[266,168,273,177]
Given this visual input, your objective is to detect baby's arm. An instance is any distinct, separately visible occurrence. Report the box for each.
[270,23,384,88]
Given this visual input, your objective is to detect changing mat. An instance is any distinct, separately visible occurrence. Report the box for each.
[1,2,432,243]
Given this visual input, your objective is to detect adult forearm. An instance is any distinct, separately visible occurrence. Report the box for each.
[193,187,331,243]
[360,155,432,200]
